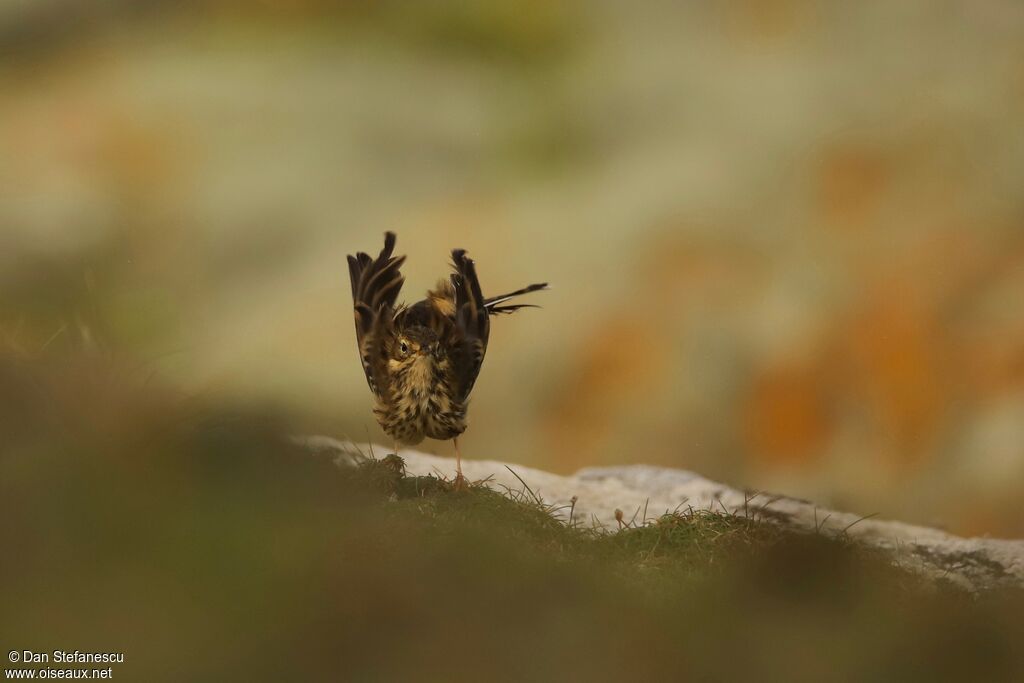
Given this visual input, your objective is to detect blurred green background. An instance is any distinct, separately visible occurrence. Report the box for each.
[2,0,1023,537]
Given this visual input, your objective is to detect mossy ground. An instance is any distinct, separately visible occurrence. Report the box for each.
[3,355,1023,682]
[348,452,902,592]
[353,451,944,604]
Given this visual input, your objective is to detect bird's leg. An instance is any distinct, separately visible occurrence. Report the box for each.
[453,436,466,489]
[393,439,399,457]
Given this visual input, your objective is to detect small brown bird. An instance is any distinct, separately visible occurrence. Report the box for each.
[347,232,547,483]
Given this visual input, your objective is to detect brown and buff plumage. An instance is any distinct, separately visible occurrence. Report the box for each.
[347,232,547,482]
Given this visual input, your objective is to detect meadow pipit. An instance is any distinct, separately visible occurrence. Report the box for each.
[347,232,546,484]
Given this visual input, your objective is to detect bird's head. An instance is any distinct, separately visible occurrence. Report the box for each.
[393,326,444,364]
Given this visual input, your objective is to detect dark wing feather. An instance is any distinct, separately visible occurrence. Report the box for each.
[450,249,490,401]
[487,303,541,315]
[484,282,548,315]
[347,232,405,398]
[483,282,548,308]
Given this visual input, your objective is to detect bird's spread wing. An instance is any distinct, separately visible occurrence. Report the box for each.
[449,249,490,402]
[347,232,405,399]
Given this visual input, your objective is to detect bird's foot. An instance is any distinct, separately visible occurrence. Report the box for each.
[452,472,469,491]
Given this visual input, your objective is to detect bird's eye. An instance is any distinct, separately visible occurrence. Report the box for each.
[399,341,409,355]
